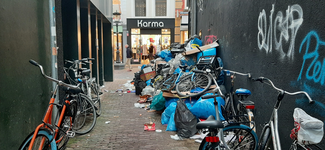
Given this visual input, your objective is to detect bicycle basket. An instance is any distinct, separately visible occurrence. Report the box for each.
[196,55,219,70]
[293,108,324,145]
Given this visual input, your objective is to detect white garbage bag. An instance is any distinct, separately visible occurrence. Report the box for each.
[293,108,324,145]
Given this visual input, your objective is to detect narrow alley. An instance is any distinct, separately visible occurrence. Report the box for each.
[66,64,200,150]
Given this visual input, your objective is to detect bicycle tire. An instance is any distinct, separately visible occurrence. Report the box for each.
[199,124,258,150]
[19,129,57,150]
[224,91,237,122]
[161,74,178,91]
[152,75,165,90]
[56,101,77,150]
[72,93,97,135]
[258,126,272,150]
[90,80,101,117]
[176,73,212,97]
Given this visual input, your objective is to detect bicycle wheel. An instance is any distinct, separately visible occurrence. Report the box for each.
[56,101,77,150]
[161,74,178,91]
[152,75,165,90]
[199,125,258,150]
[19,129,56,150]
[223,124,258,150]
[90,79,101,117]
[223,90,237,122]
[199,133,220,150]
[176,73,212,97]
[258,126,272,150]
[72,93,97,135]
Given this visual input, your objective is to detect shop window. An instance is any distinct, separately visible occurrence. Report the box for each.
[156,0,166,16]
[135,0,146,16]
[131,28,140,34]
[161,29,170,35]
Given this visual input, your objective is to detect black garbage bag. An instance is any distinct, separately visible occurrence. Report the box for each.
[174,100,197,138]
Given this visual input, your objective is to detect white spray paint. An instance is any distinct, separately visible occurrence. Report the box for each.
[197,0,204,12]
[257,4,303,61]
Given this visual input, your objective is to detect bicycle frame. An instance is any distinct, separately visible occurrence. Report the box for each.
[255,77,314,150]
[28,84,72,150]
[27,60,79,150]
[223,69,255,131]
[264,103,282,150]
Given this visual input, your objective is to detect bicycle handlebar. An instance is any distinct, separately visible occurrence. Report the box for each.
[29,59,80,90]
[223,69,251,78]
[252,77,314,104]
[65,58,94,66]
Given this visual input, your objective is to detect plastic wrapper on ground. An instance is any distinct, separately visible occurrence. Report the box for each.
[141,86,155,96]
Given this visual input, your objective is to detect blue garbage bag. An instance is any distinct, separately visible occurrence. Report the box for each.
[161,102,178,125]
[165,98,179,108]
[166,112,177,131]
[157,49,173,62]
[190,93,225,120]
[190,38,203,49]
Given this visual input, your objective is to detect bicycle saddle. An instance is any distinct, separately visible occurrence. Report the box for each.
[196,115,224,130]
[78,68,91,76]
[235,88,251,96]
[62,86,82,94]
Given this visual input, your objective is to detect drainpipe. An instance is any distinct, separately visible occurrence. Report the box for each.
[191,0,197,36]
[48,0,58,121]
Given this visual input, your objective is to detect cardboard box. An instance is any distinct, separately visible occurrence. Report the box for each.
[162,91,178,98]
[140,71,156,81]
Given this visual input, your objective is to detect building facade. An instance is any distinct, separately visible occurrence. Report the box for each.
[116,0,176,64]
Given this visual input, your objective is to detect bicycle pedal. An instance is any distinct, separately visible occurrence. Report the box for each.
[66,131,75,138]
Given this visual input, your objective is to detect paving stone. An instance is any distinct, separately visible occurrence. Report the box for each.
[66,65,200,149]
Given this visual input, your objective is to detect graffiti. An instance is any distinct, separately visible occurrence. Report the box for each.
[297,31,325,85]
[197,0,204,12]
[204,35,217,45]
[257,4,303,61]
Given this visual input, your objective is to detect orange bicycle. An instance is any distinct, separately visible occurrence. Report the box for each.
[19,60,96,150]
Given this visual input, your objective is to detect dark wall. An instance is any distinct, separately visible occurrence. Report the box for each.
[0,1,52,149]
[195,0,325,149]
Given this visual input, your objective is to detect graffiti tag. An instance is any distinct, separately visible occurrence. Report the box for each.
[298,31,325,85]
[204,35,217,45]
[257,4,303,61]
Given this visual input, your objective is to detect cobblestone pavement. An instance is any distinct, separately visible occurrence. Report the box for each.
[66,65,200,150]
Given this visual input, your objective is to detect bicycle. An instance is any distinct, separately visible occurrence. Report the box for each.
[195,68,258,150]
[19,60,90,150]
[252,77,322,150]
[175,56,221,98]
[64,58,101,117]
[222,69,255,132]
[160,65,193,92]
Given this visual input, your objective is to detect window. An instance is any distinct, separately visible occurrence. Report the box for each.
[131,28,140,34]
[156,0,166,16]
[135,0,146,16]
[161,29,170,35]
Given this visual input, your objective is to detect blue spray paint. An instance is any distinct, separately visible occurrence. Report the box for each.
[298,31,325,85]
